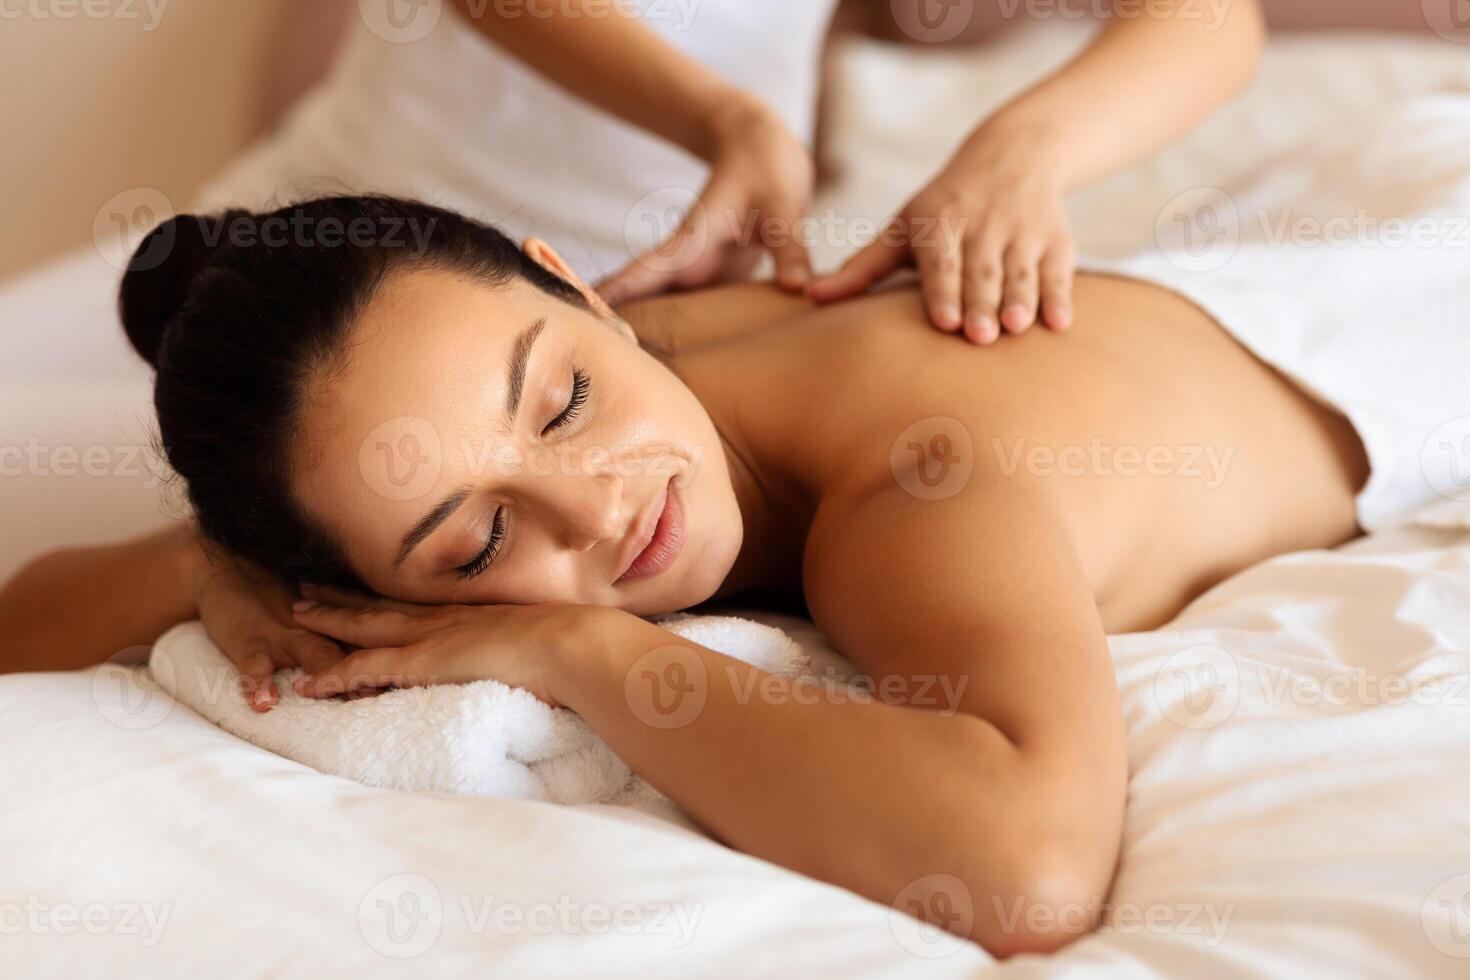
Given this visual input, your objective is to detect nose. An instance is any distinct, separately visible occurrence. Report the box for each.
[536,464,624,552]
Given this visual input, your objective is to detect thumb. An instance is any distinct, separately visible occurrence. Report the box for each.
[229,638,280,713]
[600,197,719,305]
[766,204,812,292]
[806,229,908,303]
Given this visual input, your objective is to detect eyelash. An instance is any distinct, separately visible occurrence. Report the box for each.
[544,367,591,434]
[457,368,591,579]
[456,510,504,580]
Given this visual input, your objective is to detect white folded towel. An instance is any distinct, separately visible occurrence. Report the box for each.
[148,612,849,806]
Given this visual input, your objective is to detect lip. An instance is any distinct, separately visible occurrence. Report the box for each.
[614,477,686,584]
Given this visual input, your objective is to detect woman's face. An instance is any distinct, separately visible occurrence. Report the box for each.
[290,256,743,616]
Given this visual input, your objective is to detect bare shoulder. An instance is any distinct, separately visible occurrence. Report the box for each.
[616,282,817,355]
[800,460,1121,750]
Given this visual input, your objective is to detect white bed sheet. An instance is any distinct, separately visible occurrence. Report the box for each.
[4,514,1469,977]
[5,25,1470,980]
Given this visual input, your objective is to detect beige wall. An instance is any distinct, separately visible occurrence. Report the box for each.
[0,0,295,281]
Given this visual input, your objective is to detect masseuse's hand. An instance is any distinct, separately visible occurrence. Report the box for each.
[597,97,815,304]
[192,553,346,713]
[808,122,1077,345]
[288,584,613,709]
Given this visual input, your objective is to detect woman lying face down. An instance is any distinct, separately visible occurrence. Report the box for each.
[117,194,1371,957]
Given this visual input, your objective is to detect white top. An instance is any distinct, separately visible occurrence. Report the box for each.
[197,0,839,279]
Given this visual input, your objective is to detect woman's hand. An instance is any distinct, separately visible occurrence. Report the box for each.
[808,122,1077,345]
[288,584,614,709]
[192,555,345,713]
[597,97,815,305]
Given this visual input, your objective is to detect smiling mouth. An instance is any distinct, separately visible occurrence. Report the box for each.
[615,476,687,584]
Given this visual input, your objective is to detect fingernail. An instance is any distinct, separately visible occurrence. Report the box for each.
[967,313,999,344]
[935,304,961,329]
[780,266,808,289]
[1052,308,1073,330]
[292,599,316,612]
[1003,305,1030,330]
[252,683,275,711]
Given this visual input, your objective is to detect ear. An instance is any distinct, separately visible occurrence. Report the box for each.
[523,238,637,343]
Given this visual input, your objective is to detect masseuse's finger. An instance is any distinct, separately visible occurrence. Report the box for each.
[961,233,1005,345]
[766,199,812,291]
[806,226,906,303]
[1039,238,1076,331]
[597,198,718,305]
[915,221,964,332]
[1000,238,1045,335]
[292,599,419,649]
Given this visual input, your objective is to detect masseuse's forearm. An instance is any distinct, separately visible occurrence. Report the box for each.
[0,526,200,674]
[984,0,1266,190]
[554,614,1101,956]
[448,0,750,161]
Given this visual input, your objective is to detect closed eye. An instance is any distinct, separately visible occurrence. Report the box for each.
[456,509,505,579]
[543,367,590,435]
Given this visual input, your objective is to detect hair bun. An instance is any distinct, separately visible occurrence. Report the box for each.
[118,210,248,368]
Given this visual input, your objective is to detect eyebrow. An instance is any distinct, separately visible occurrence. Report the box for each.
[503,317,546,429]
[391,316,546,569]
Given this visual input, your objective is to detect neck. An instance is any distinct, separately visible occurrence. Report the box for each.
[658,326,821,609]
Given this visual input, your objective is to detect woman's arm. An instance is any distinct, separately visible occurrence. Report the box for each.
[291,468,1125,957]
[0,528,343,709]
[0,526,201,674]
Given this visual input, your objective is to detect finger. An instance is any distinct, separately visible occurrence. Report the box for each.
[961,235,1005,345]
[716,246,763,285]
[292,600,418,649]
[230,638,280,713]
[766,204,812,291]
[295,647,426,700]
[300,582,425,616]
[805,227,907,303]
[1000,239,1046,335]
[1039,239,1077,331]
[597,202,717,305]
[286,631,346,676]
[914,218,964,332]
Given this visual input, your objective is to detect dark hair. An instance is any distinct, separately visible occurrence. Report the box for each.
[120,194,591,590]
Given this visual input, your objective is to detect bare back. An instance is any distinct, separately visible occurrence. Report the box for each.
[667,274,1368,632]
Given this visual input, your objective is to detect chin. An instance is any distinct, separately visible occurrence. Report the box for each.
[623,531,739,618]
